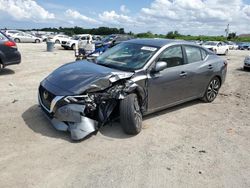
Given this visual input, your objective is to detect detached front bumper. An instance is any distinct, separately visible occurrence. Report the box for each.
[38,91,97,140]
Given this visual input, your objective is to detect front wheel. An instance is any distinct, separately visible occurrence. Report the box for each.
[35,39,40,43]
[120,94,142,135]
[202,77,221,103]
[14,38,20,43]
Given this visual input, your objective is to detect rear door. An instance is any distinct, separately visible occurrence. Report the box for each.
[183,45,214,97]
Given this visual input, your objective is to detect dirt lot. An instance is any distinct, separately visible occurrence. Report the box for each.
[0,43,249,188]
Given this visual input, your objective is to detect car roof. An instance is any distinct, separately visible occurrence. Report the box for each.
[126,38,196,48]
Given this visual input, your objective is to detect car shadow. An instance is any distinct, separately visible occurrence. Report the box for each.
[23,100,201,141]
[143,99,200,121]
[0,68,15,75]
[100,99,201,139]
[22,105,72,142]
[99,121,134,139]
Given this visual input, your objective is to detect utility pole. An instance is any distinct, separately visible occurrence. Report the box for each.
[225,24,229,38]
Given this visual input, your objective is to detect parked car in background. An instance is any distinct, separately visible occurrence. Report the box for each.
[95,34,134,49]
[2,30,21,37]
[238,42,250,50]
[11,32,42,43]
[244,55,250,70]
[0,31,21,70]
[224,41,238,50]
[38,39,227,140]
[61,34,92,50]
[49,34,71,44]
[202,41,229,55]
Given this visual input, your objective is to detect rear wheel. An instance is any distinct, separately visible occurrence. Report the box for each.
[14,38,20,43]
[202,77,221,103]
[35,39,40,43]
[120,94,142,135]
[71,44,76,50]
[55,40,60,44]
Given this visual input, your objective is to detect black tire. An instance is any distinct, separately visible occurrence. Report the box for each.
[35,39,40,43]
[120,94,142,135]
[14,38,20,43]
[71,44,76,50]
[202,77,221,103]
[0,63,3,70]
[55,40,60,44]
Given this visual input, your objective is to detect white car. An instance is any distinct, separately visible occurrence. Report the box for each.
[244,55,250,70]
[61,34,92,50]
[11,32,42,43]
[3,30,21,37]
[225,41,238,50]
[202,41,229,55]
[49,34,71,44]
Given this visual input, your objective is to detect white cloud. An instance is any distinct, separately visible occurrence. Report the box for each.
[120,5,130,14]
[0,0,55,21]
[99,10,136,25]
[243,5,250,17]
[65,9,99,24]
[139,0,250,35]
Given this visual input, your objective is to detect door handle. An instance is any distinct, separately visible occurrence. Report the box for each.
[208,64,213,69]
[179,71,187,77]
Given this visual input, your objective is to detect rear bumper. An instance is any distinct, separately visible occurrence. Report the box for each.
[2,51,21,67]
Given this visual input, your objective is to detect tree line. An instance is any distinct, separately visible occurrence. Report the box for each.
[19,26,250,42]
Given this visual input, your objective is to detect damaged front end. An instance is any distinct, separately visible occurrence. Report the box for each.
[38,71,146,140]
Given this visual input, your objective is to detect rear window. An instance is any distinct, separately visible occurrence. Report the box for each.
[0,32,7,40]
[185,46,202,64]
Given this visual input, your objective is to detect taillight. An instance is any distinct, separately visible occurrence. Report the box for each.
[4,41,17,48]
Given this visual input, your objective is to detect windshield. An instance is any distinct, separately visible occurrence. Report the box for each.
[102,35,115,43]
[96,42,159,71]
[73,36,81,40]
[203,41,217,46]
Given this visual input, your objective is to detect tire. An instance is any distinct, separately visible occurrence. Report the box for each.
[14,38,20,43]
[71,44,76,50]
[202,77,221,103]
[120,94,142,135]
[55,40,60,44]
[35,39,40,43]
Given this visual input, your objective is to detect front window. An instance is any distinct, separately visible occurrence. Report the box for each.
[96,42,159,71]
[157,46,184,68]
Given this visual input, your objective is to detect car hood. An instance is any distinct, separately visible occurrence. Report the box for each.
[42,60,134,95]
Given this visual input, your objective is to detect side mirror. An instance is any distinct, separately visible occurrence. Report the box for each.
[153,61,167,73]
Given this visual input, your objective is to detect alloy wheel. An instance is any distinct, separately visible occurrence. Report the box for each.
[207,78,220,101]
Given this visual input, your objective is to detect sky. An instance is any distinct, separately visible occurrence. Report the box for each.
[0,0,250,36]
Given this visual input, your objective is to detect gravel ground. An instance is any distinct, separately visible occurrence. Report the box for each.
[0,43,249,188]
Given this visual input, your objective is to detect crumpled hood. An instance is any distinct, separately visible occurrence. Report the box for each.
[43,60,134,95]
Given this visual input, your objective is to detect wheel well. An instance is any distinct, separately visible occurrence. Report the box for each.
[214,75,222,84]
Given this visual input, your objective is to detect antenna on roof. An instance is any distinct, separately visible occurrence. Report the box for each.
[225,24,229,38]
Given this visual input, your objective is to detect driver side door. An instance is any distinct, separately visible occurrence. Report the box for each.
[147,45,191,112]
